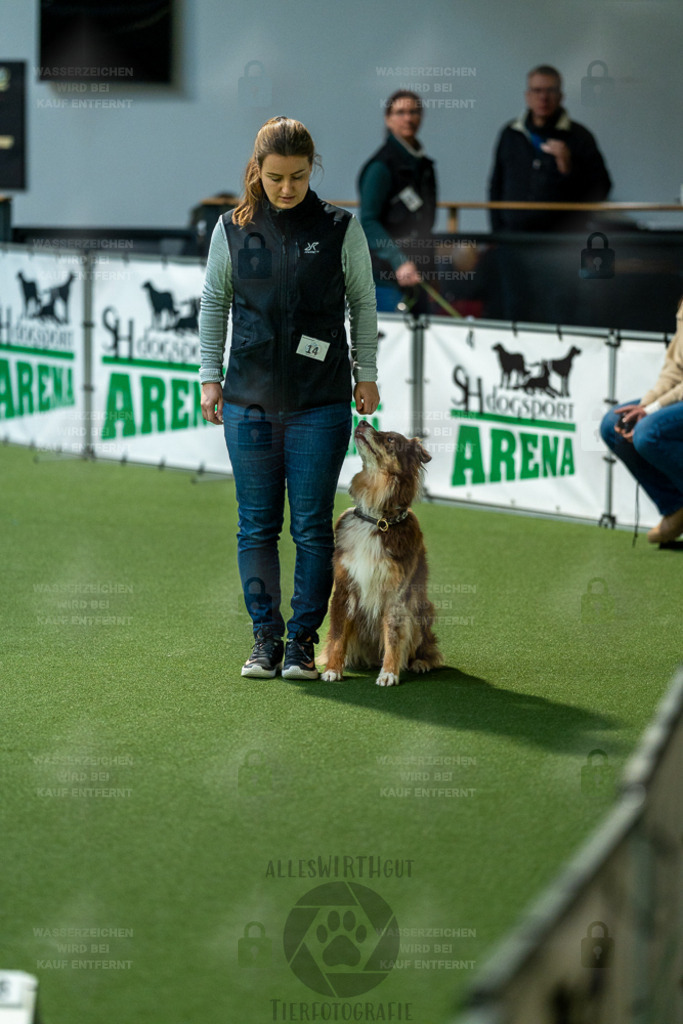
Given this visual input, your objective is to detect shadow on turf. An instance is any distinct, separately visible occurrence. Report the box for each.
[283,666,626,754]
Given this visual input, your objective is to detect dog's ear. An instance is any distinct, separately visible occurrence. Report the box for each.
[411,438,432,464]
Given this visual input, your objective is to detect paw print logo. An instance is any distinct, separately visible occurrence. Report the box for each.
[283,881,399,997]
[317,910,368,967]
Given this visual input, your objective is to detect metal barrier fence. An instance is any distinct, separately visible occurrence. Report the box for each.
[450,667,683,1024]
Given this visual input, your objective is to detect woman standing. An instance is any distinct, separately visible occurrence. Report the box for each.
[200,117,379,678]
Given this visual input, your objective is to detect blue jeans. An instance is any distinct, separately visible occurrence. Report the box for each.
[600,399,683,515]
[223,401,352,642]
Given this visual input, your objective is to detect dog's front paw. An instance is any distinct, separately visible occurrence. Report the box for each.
[376,671,399,687]
[321,669,343,682]
[408,658,431,673]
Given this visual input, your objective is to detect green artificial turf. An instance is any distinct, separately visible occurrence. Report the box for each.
[1,443,680,1024]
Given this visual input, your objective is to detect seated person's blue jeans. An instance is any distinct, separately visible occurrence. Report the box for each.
[223,400,352,642]
[600,398,683,516]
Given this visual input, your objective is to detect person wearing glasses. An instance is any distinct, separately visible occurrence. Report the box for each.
[358,90,437,311]
[486,65,612,323]
[488,65,612,232]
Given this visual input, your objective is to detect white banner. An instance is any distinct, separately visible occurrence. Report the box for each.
[0,246,85,450]
[90,254,230,472]
[3,242,670,530]
[423,321,609,519]
[89,265,414,479]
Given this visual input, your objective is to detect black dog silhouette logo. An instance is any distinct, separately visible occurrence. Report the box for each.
[141,281,200,333]
[16,270,75,324]
[490,342,582,399]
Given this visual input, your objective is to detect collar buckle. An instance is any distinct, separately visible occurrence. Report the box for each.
[352,507,408,530]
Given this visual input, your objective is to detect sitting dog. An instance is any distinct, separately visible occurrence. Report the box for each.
[321,420,443,687]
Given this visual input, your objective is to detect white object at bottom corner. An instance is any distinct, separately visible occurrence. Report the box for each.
[0,971,38,1024]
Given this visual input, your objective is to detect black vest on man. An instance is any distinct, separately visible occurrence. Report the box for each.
[221,189,352,414]
[358,134,436,280]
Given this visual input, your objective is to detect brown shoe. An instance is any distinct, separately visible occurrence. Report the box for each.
[647,507,683,544]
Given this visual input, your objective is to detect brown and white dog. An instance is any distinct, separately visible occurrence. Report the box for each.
[321,420,443,687]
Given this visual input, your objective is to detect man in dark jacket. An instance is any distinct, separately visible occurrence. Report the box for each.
[358,90,437,310]
[488,65,612,232]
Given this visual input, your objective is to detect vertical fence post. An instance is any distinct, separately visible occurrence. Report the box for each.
[599,330,619,527]
[82,250,94,457]
[406,312,429,440]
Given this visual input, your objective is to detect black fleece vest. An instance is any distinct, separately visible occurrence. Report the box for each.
[222,189,352,414]
[358,134,436,276]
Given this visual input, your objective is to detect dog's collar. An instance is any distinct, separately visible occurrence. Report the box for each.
[352,507,409,533]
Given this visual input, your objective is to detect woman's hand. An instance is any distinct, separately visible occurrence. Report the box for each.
[201,382,224,424]
[354,381,380,416]
[615,403,646,442]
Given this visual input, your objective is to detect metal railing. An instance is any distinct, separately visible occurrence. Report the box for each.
[327,200,683,232]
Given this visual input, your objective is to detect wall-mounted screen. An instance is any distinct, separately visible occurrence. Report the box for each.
[39,0,173,83]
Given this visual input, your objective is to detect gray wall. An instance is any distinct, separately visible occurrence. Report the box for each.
[4,0,683,232]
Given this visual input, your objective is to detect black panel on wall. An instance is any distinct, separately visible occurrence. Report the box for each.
[39,0,173,83]
[0,63,26,190]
